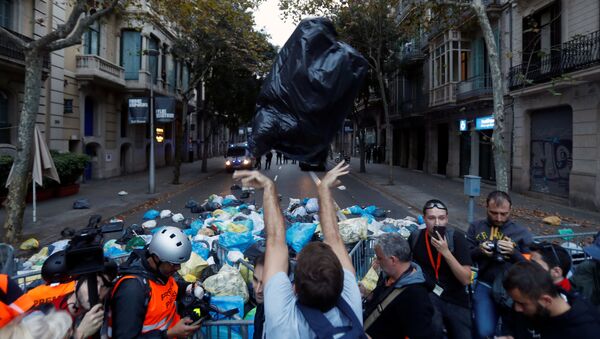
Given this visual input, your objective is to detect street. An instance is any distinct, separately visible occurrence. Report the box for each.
[118,162,412,230]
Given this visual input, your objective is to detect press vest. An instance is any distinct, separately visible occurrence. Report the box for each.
[106,275,180,337]
[0,274,34,327]
[25,280,76,307]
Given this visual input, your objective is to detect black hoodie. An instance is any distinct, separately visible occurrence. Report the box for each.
[503,295,600,339]
[109,250,187,339]
[467,218,533,284]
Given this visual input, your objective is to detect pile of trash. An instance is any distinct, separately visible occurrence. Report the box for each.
[15,190,426,336]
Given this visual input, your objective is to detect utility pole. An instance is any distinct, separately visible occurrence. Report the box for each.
[146,49,160,194]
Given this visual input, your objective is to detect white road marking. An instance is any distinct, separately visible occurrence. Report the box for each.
[309,171,321,185]
[274,175,278,182]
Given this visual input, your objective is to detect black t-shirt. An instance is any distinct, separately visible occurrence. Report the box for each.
[503,296,600,339]
[411,228,472,308]
[365,283,439,339]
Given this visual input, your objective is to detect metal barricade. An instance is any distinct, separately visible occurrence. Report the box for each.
[12,270,43,290]
[532,231,597,264]
[349,238,376,281]
[193,320,253,339]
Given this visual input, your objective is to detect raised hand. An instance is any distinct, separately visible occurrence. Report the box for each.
[319,162,350,189]
[233,170,273,190]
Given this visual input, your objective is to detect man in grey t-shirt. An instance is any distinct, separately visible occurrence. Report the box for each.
[233,162,365,338]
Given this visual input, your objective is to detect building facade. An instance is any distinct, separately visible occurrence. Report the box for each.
[508,0,600,209]
[0,0,203,180]
[388,0,600,210]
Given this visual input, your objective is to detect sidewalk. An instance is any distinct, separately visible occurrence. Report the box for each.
[345,158,600,236]
[0,158,224,247]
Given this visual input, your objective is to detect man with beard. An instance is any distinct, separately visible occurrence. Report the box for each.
[467,191,533,338]
[499,261,600,339]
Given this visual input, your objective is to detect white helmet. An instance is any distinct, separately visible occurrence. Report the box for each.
[148,226,191,264]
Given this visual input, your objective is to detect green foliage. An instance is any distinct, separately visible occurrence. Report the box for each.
[50,151,90,185]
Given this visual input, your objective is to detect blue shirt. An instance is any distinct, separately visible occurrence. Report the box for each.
[264,269,363,338]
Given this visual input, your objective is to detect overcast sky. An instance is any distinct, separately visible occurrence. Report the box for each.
[253,0,297,48]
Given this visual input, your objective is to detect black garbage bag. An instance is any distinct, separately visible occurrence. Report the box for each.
[185,199,199,209]
[249,17,368,162]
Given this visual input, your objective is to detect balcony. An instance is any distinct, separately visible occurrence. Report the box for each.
[399,96,428,117]
[457,74,492,101]
[76,55,126,88]
[0,28,50,70]
[398,40,425,64]
[430,83,457,107]
[509,30,600,90]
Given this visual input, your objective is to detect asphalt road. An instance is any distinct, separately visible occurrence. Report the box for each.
[117,161,413,230]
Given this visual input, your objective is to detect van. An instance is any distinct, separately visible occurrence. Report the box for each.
[225,143,254,172]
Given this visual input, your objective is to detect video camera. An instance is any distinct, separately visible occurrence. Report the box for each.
[42,215,123,304]
[180,287,239,325]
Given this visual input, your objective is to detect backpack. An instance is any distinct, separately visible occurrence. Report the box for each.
[297,298,367,339]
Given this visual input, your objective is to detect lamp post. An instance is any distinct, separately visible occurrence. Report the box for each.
[145,49,160,194]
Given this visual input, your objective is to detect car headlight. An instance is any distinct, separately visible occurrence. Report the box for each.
[243,159,250,165]
[225,160,231,166]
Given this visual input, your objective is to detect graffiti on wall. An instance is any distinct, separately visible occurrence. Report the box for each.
[530,137,572,197]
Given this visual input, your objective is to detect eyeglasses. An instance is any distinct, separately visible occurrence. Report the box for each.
[424,201,447,211]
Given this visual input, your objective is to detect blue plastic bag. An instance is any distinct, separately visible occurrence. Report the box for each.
[363,205,377,215]
[191,241,210,260]
[143,209,160,220]
[222,198,235,207]
[286,222,317,253]
[219,231,255,252]
[348,205,363,214]
[210,295,244,320]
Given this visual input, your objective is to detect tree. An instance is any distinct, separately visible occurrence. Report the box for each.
[151,0,274,179]
[0,0,124,243]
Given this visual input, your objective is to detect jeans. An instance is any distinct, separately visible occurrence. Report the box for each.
[429,293,473,339]
[473,282,499,338]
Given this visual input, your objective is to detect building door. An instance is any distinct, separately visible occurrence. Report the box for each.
[417,128,425,170]
[437,123,449,175]
[530,106,572,197]
[479,130,495,181]
[459,131,471,176]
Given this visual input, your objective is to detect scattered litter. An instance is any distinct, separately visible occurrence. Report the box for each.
[160,210,172,219]
[73,198,90,209]
[171,213,185,222]
[20,238,39,251]
[142,220,157,229]
[118,190,128,196]
[543,216,562,226]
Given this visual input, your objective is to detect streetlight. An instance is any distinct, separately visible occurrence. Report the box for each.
[145,48,160,194]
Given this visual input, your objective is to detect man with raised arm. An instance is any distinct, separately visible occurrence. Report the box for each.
[233,162,365,338]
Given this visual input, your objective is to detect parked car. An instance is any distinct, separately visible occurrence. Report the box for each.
[299,161,326,171]
[225,143,254,172]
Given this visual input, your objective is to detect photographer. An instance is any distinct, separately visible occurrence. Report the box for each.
[107,226,200,338]
[467,191,532,338]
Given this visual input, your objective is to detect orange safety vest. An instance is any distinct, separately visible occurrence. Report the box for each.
[0,274,34,327]
[106,275,180,337]
[25,280,76,307]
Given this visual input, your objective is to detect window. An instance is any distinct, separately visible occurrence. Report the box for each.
[522,1,561,67]
[431,30,470,88]
[0,90,10,143]
[121,30,141,80]
[148,36,159,84]
[0,0,13,29]
[84,21,100,55]
[64,99,73,113]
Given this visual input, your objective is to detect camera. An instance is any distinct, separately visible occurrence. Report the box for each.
[42,215,123,305]
[180,288,239,325]
[484,240,505,262]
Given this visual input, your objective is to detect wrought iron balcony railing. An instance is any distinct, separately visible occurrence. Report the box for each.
[509,30,600,89]
[0,28,50,69]
[457,74,492,101]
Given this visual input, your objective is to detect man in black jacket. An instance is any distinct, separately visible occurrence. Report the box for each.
[364,232,441,339]
[410,199,473,339]
[467,191,533,338]
[500,261,600,339]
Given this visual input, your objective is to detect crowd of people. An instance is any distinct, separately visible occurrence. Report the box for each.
[1,162,600,338]
[255,150,296,170]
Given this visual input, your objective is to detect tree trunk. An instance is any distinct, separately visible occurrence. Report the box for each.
[172,100,187,184]
[375,60,393,185]
[201,117,208,173]
[472,0,508,192]
[2,51,43,243]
